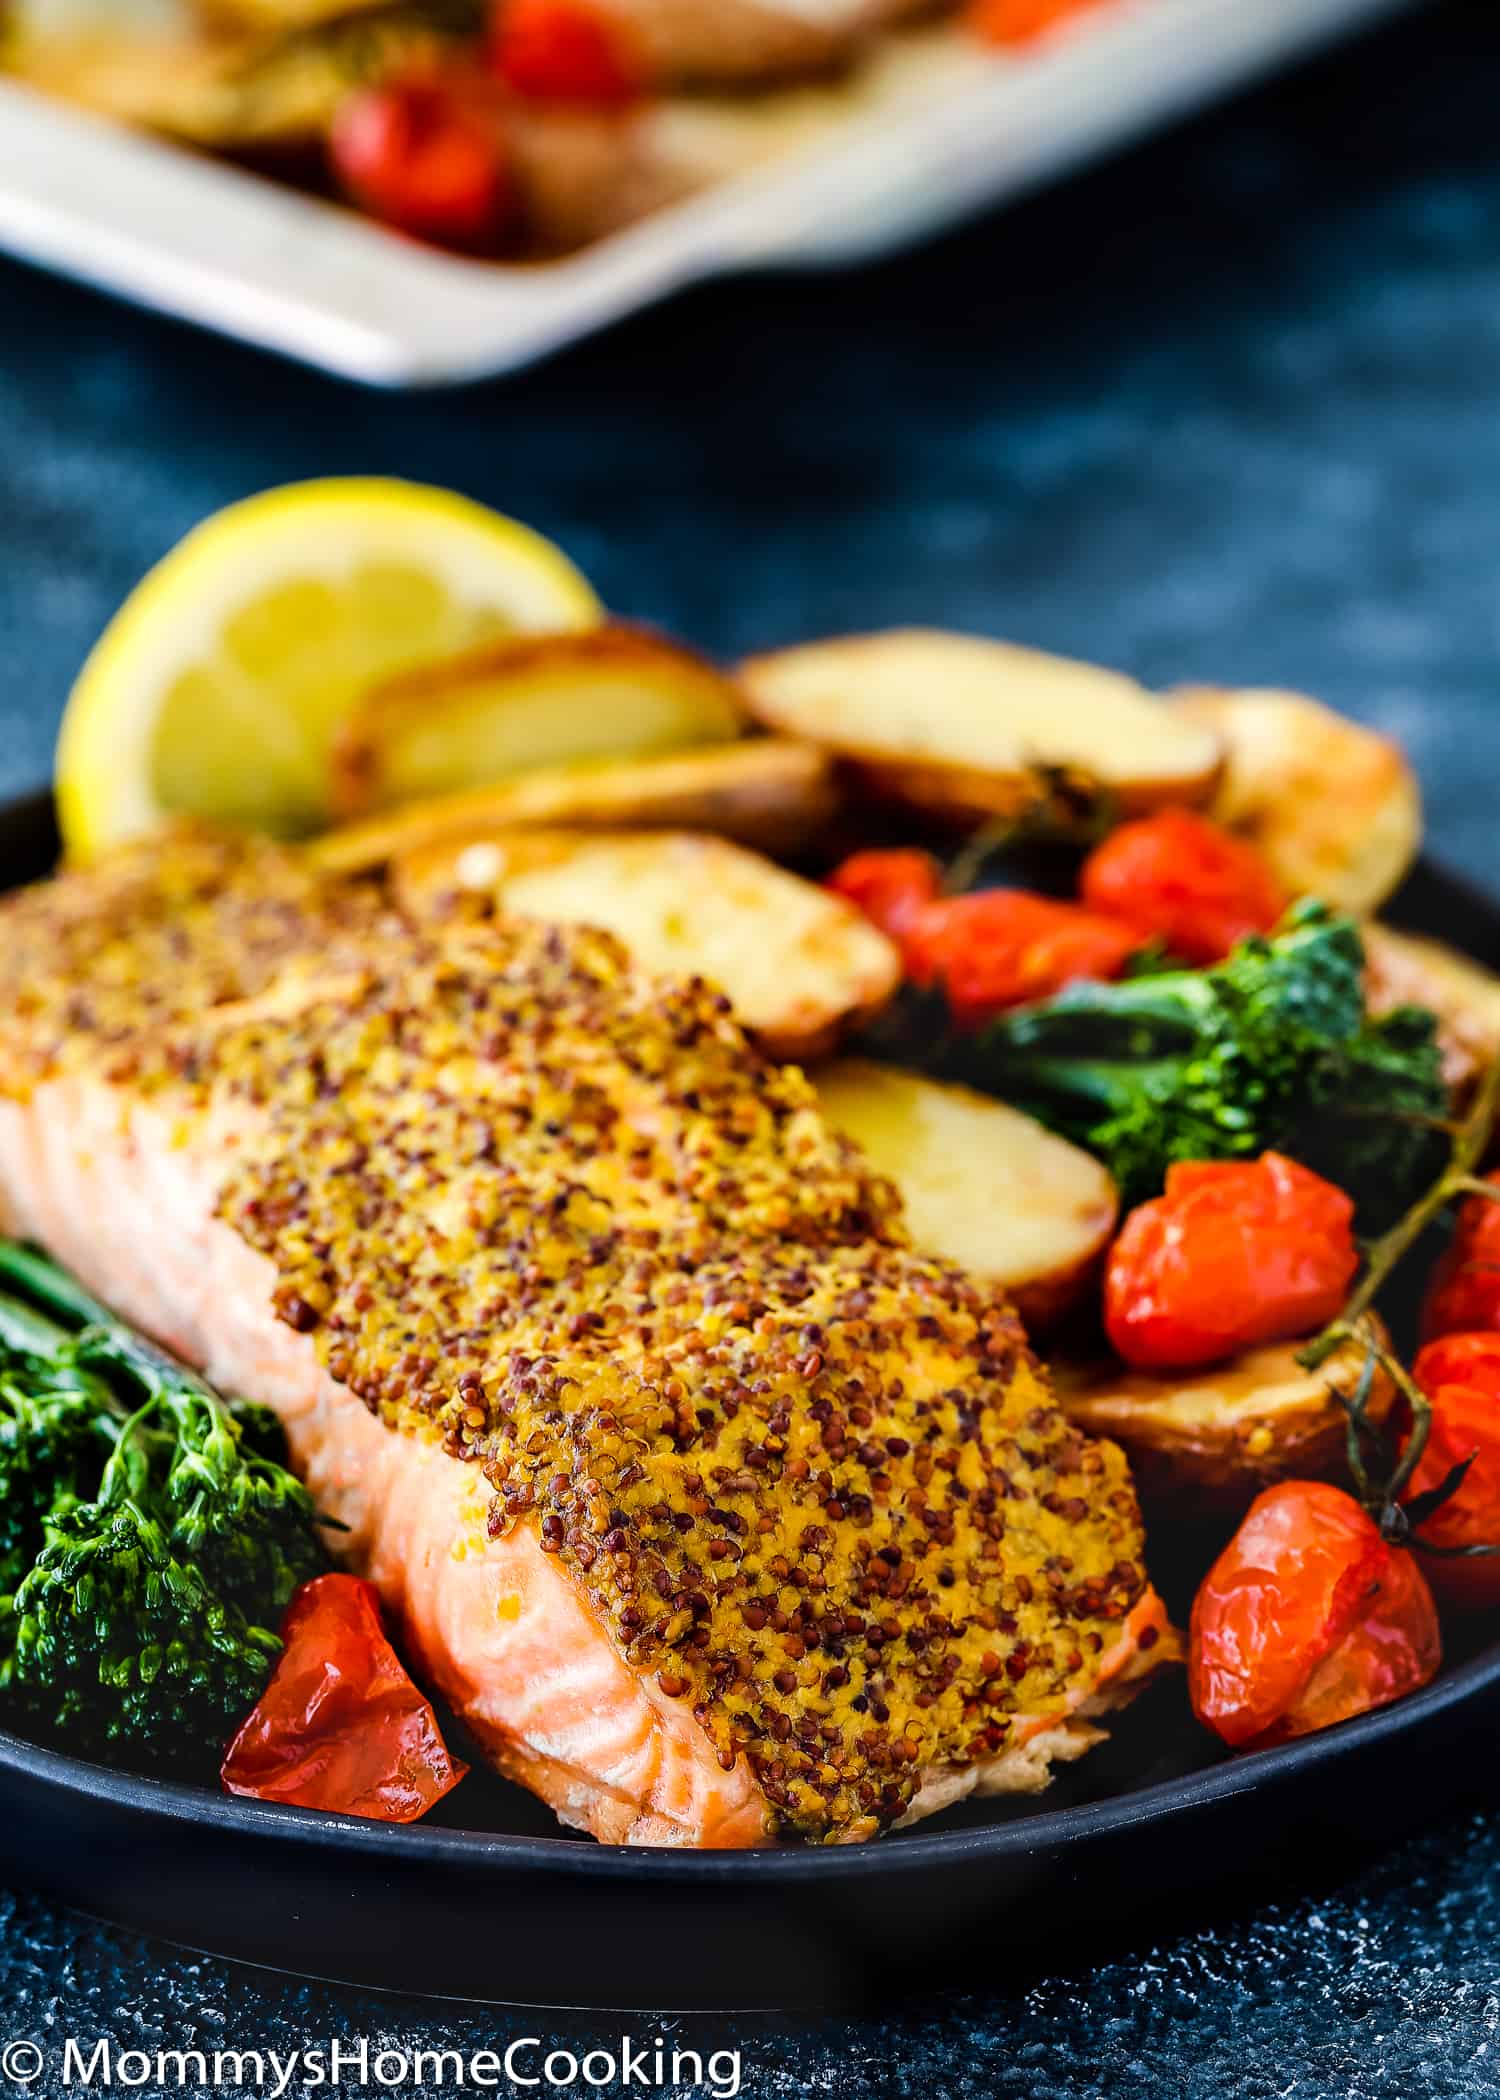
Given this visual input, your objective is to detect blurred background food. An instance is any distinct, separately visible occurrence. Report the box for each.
[2,0,1089,258]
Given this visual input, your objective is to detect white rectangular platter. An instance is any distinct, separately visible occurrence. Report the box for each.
[0,0,1410,388]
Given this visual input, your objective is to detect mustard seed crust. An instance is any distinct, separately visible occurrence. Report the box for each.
[0,831,1159,1842]
[0,829,388,1093]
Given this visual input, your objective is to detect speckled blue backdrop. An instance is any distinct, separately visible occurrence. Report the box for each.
[4,0,1500,2090]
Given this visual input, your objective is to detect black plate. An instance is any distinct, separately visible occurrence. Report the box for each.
[2,788,1498,2012]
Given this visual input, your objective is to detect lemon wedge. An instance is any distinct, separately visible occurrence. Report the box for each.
[55,479,602,861]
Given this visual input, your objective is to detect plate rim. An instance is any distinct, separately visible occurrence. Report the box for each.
[4,1638,1499,1884]
[2,785,1497,1884]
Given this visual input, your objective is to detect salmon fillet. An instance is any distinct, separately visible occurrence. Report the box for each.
[0,831,1176,1845]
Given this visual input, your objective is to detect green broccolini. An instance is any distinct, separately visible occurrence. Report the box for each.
[0,1310,117,1600]
[8,1499,286,1756]
[944,902,1449,1226]
[0,1242,329,1763]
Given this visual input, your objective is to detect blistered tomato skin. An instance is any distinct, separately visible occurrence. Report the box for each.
[902,889,1140,1025]
[825,857,1137,1023]
[1080,806,1287,966]
[1190,1482,1442,1751]
[1401,1334,1500,1606]
[329,78,511,249]
[491,0,645,104]
[1422,1170,1500,1342]
[1104,1152,1359,1371]
[221,1573,468,1821]
[1414,1331,1500,1399]
[824,850,943,941]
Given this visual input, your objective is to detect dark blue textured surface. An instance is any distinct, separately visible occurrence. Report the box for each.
[4,0,1500,2089]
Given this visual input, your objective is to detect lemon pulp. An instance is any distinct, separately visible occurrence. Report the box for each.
[57,480,602,860]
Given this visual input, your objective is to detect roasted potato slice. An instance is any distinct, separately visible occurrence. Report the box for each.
[310,739,836,874]
[330,625,746,820]
[1170,689,1421,915]
[736,629,1224,825]
[1364,922,1500,1095]
[395,828,899,1059]
[811,1061,1117,1328]
[11,11,445,148]
[1054,1327,1396,1514]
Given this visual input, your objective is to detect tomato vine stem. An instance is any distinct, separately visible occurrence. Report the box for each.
[942,765,1116,896]
[1295,1055,1500,1536]
[1299,1052,1500,1373]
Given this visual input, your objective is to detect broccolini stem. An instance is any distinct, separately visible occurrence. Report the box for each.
[0,1244,258,1504]
[0,1242,112,1333]
[0,1290,77,1364]
[0,1240,225,1413]
[0,1290,131,1450]
[94,1394,167,1510]
[0,1261,173,1505]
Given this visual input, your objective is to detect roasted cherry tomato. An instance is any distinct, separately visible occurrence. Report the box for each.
[329,76,512,249]
[1190,1481,1441,1751]
[491,0,644,104]
[968,0,1105,44]
[1080,807,1287,966]
[1104,1152,1358,1371]
[1422,1171,1500,1341]
[828,854,1139,1024]
[903,888,1140,1026]
[1399,1333,1500,1607]
[825,849,942,942]
[1414,1330,1500,1400]
[221,1574,467,1821]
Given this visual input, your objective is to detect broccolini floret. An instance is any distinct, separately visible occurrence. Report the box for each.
[0,1243,329,1764]
[946,902,1449,1226]
[9,1500,284,1753]
[0,1324,116,1600]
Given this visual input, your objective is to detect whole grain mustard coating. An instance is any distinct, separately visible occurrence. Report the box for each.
[0,832,1158,1841]
[0,830,388,1086]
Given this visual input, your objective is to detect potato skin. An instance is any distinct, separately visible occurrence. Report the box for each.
[1170,688,1421,915]
[1053,1326,1396,1516]
[848,751,1222,828]
[738,630,1225,827]
[329,625,745,821]
[310,739,838,875]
